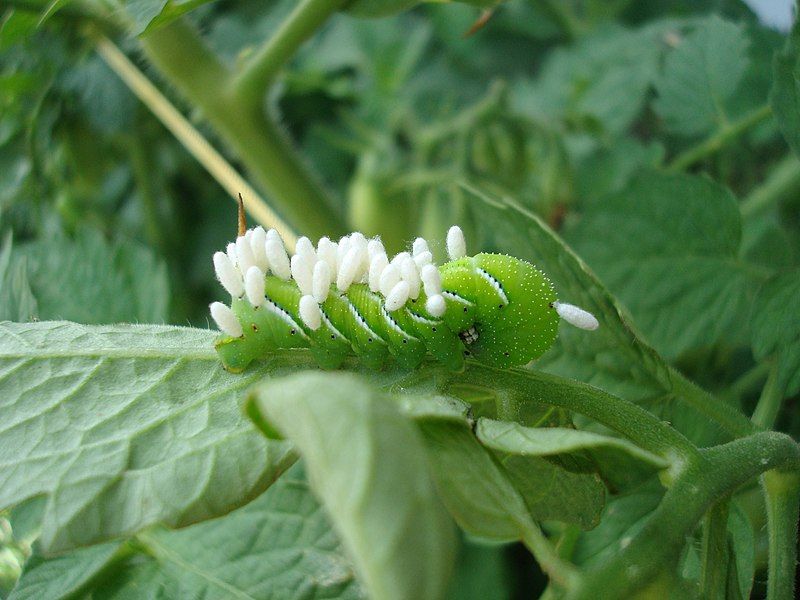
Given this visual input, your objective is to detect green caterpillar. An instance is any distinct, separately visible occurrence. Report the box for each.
[210,225,598,372]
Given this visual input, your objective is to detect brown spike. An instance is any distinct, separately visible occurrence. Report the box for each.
[463,9,494,38]
[237,193,247,237]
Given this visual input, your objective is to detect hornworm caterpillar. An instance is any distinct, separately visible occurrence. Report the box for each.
[210,224,598,372]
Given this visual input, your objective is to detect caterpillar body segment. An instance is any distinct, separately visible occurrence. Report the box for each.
[211,226,596,372]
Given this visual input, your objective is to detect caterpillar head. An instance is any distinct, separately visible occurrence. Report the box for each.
[444,253,560,369]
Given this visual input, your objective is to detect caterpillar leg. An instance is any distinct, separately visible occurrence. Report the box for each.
[214,297,310,372]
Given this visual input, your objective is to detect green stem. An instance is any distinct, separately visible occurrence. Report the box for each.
[456,363,698,461]
[668,367,756,438]
[138,19,345,239]
[762,470,800,600]
[752,362,784,429]
[536,0,582,41]
[699,500,730,600]
[727,361,770,402]
[568,431,800,599]
[232,0,348,106]
[517,518,580,589]
[668,104,773,171]
[741,155,800,219]
[128,132,168,255]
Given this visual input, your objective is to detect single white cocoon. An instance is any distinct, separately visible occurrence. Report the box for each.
[236,235,257,274]
[266,231,291,280]
[244,266,266,307]
[368,254,389,292]
[312,260,332,303]
[379,263,401,297]
[337,246,361,292]
[367,238,385,260]
[213,251,244,297]
[446,225,467,260]
[337,235,351,270]
[317,237,338,276]
[249,226,269,271]
[400,256,421,299]
[391,251,411,267]
[226,242,238,268]
[299,295,322,330]
[412,237,430,257]
[420,264,442,296]
[385,280,410,311]
[295,236,317,263]
[426,294,446,317]
[291,254,314,295]
[210,302,242,337]
[553,301,599,330]
[414,251,433,269]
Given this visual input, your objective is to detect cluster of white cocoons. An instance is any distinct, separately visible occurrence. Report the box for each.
[210,225,470,337]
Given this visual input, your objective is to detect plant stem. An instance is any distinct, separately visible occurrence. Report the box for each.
[762,470,800,600]
[752,362,784,429]
[668,104,773,172]
[741,155,800,219]
[96,35,299,247]
[232,0,348,106]
[568,431,800,599]
[699,500,730,600]
[668,367,755,438]
[457,363,698,461]
[137,19,346,240]
[518,518,580,589]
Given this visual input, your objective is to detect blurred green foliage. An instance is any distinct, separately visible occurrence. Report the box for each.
[1,0,799,598]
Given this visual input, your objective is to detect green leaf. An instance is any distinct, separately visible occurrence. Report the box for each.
[446,537,511,600]
[679,501,755,599]
[126,0,215,36]
[726,502,755,600]
[12,466,364,600]
[475,420,670,529]
[752,270,800,396]
[476,420,668,472]
[771,20,800,156]
[17,229,170,324]
[247,372,456,600]
[571,483,663,569]
[0,235,37,322]
[654,16,749,136]
[568,170,758,359]
[9,542,124,600]
[513,23,666,136]
[0,321,295,553]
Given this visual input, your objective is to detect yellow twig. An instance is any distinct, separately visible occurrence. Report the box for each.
[95,35,298,249]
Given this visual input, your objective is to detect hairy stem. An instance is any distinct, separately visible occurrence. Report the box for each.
[517,519,580,589]
[752,362,784,429]
[741,155,800,219]
[569,431,800,599]
[456,363,698,460]
[699,500,730,600]
[668,104,773,171]
[138,19,346,240]
[232,0,348,105]
[762,470,800,600]
[96,35,298,247]
[668,367,755,438]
